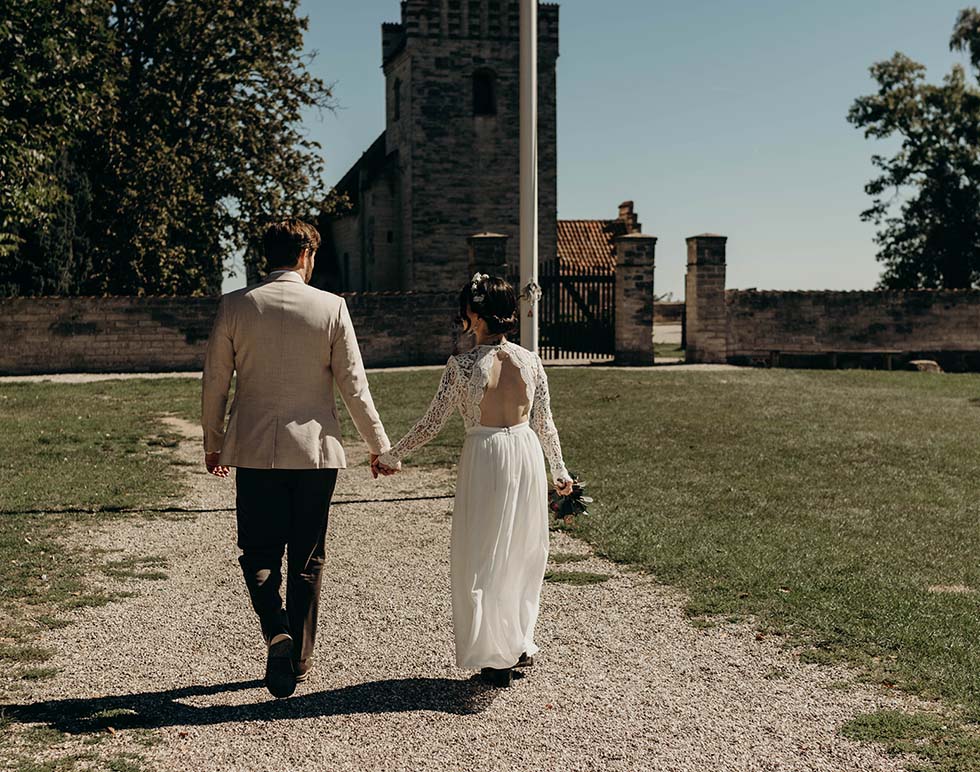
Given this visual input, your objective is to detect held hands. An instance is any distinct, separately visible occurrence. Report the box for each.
[370,453,399,479]
[205,452,230,478]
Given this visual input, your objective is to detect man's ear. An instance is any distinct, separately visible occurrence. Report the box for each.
[305,248,316,280]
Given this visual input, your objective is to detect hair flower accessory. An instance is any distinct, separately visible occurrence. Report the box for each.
[470,272,489,302]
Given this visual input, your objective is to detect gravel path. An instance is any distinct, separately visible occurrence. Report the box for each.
[4,416,923,771]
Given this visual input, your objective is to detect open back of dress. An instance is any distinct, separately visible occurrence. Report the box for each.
[378,340,569,485]
[478,350,531,428]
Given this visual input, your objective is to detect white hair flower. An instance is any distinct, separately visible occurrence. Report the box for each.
[470,272,489,302]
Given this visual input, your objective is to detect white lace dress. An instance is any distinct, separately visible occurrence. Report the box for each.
[378,341,570,670]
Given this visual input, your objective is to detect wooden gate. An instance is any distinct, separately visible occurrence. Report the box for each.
[538,259,615,360]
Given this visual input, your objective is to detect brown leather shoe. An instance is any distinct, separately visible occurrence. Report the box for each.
[265,634,296,698]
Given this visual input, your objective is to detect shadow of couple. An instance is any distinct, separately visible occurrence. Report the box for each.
[1,676,498,735]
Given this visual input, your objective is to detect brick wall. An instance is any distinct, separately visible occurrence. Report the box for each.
[654,302,683,325]
[726,290,980,369]
[684,233,980,370]
[0,292,459,375]
[343,291,458,366]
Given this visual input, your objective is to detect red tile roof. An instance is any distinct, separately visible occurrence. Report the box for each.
[557,219,625,273]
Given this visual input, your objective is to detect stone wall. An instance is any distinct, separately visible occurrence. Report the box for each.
[327,215,361,291]
[344,291,458,366]
[726,290,980,370]
[0,293,459,376]
[684,235,980,371]
[654,302,683,325]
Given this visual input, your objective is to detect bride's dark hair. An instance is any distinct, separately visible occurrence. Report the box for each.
[458,274,518,336]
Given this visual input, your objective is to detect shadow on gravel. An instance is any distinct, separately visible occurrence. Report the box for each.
[1,677,498,732]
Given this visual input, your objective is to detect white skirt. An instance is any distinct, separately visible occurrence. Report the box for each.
[451,423,550,670]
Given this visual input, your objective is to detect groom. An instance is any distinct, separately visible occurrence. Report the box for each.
[201,218,394,698]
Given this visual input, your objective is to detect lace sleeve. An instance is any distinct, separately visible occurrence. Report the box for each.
[378,358,461,467]
[529,354,570,484]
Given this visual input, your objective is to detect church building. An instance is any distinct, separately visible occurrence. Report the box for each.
[316,0,559,293]
[315,0,640,299]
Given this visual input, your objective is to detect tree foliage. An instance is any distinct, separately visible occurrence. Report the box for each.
[0,0,334,296]
[848,8,980,289]
[0,0,112,289]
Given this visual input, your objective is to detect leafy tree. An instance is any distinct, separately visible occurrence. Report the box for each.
[848,9,980,289]
[0,0,335,296]
[0,0,111,293]
[9,153,98,296]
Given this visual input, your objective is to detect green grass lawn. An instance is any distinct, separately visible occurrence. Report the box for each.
[1,378,201,514]
[5,367,980,769]
[545,368,980,710]
[0,379,201,671]
[654,342,684,359]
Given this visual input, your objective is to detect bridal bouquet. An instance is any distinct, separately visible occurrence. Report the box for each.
[549,474,593,524]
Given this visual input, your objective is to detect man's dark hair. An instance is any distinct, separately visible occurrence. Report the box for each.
[458,275,519,336]
[263,219,321,268]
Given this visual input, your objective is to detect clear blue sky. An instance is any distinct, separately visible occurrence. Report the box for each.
[277,0,974,298]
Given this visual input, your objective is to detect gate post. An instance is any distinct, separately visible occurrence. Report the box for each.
[614,233,657,366]
[685,234,727,364]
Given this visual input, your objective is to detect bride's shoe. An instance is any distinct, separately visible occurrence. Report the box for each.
[479,667,514,688]
[515,652,534,668]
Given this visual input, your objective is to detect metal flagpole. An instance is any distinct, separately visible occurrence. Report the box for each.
[519,0,539,352]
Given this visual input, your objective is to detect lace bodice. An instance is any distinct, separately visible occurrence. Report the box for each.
[378,341,570,483]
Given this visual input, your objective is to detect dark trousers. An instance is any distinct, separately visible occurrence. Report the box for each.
[235,467,338,664]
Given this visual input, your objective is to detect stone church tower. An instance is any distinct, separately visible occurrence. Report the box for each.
[317,0,559,293]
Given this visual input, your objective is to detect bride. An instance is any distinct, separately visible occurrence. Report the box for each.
[375,273,574,687]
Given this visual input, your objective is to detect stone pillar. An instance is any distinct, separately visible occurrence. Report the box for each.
[685,234,728,364]
[467,232,513,284]
[614,233,657,366]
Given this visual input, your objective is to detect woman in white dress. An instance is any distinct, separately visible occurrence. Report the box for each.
[376,273,574,687]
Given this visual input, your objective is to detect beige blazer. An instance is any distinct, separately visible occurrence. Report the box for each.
[201,271,390,469]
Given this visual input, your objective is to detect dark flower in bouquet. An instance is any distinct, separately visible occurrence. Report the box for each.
[549,474,592,525]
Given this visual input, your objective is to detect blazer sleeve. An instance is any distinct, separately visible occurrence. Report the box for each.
[330,298,391,455]
[201,297,235,454]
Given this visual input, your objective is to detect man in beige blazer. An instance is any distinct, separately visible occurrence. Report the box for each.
[201,218,392,699]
